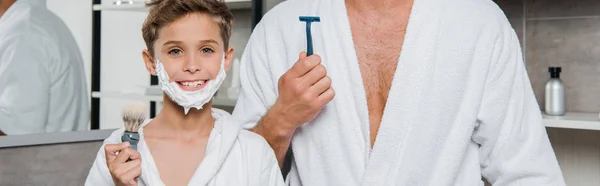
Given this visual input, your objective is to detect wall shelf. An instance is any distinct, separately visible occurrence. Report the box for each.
[527,15,600,21]
[92,0,252,12]
[543,112,600,131]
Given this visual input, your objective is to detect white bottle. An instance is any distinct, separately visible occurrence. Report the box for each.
[545,67,565,116]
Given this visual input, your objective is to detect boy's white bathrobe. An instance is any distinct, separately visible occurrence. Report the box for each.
[232,0,566,185]
[85,109,285,186]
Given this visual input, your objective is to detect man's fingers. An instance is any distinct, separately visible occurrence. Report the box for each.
[104,142,129,163]
[317,87,335,105]
[289,54,321,77]
[302,64,327,86]
[298,51,307,59]
[310,76,332,95]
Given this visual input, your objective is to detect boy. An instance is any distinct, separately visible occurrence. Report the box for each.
[85,0,284,185]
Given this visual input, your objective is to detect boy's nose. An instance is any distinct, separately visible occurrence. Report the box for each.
[183,55,202,73]
[184,63,201,73]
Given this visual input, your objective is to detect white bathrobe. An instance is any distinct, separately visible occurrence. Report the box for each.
[232,0,565,185]
[85,109,285,186]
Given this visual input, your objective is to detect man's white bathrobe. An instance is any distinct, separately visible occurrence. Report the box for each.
[85,109,285,186]
[232,0,565,185]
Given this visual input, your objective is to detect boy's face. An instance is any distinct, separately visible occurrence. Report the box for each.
[142,12,234,91]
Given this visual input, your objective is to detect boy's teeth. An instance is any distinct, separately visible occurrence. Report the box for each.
[182,80,204,87]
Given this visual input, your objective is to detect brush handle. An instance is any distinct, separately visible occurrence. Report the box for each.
[121,131,140,151]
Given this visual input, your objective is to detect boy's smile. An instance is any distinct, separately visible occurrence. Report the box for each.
[176,79,209,91]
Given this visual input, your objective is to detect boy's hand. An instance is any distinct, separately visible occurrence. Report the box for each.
[104,142,142,186]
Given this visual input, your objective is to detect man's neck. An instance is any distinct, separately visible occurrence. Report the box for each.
[0,0,16,18]
[345,0,412,14]
[153,94,215,138]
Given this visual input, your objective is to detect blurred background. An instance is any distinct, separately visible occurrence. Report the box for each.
[0,0,598,185]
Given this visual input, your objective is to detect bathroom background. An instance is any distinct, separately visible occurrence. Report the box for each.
[0,0,599,185]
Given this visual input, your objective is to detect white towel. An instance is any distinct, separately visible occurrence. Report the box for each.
[85,109,285,186]
[232,0,565,185]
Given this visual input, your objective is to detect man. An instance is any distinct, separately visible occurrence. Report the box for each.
[233,0,565,185]
[0,0,89,135]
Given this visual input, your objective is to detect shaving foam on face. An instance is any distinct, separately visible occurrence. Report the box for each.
[154,54,227,115]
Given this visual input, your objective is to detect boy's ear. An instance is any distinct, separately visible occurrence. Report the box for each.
[142,49,157,75]
[224,47,234,71]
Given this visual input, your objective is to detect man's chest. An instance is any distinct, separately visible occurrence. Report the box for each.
[346,15,407,114]
[346,9,410,90]
[352,28,405,85]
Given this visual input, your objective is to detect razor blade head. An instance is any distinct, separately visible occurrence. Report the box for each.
[299,16,321,22]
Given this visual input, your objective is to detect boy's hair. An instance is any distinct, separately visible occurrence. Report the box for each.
[142,0,234,55]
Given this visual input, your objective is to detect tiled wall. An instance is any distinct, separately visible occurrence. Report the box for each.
[496,0,600,113]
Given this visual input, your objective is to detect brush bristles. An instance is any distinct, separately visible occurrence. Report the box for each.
[122,103,147,132]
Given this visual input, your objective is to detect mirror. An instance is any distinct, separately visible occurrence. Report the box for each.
[0,0,93,136]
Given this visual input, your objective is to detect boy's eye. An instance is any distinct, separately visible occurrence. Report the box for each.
[168,49,183,55]
[201,48,214,54]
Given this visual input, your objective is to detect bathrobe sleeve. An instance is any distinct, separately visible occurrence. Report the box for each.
[85,129,124,186]
[261,140,287,186]
[472,23,566,185]
[231,22,278,129]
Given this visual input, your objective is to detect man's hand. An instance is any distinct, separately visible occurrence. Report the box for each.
[271,52,335,134]
[252,52,335,168]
